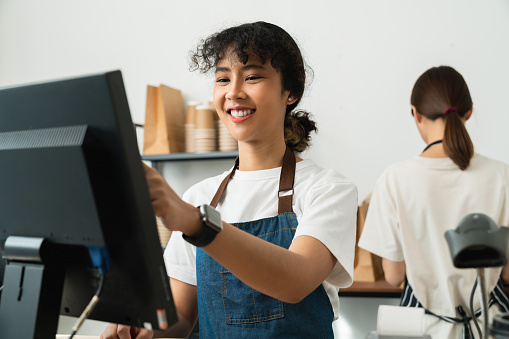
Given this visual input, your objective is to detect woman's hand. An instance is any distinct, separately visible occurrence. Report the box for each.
[143,163,202,237]
[100,324,154,339]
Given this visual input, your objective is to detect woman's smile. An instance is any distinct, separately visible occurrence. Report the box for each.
[228,106,256,122]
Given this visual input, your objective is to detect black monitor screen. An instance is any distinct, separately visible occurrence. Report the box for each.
[0,71,177,338]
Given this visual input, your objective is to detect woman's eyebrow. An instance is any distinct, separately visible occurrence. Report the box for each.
[215,66,230,74]
[215,64,266,74]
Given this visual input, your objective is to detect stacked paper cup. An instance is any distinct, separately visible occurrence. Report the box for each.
[217,119,238,151]
[185,102,198,153]
[156,217,172,248]
[209,101,220,151]
[194,104,216,153]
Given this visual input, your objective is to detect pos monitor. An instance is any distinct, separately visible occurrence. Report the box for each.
[0,71,177,338]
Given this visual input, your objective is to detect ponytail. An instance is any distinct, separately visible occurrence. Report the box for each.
[284,110,317,153]
[443,110,474,170]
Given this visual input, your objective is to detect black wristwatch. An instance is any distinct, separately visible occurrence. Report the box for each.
[182,205,223,247]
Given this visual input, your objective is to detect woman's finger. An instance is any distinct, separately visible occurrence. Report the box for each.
[99,323,120,339]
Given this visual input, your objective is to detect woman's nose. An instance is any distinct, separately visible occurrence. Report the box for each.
[225,79,246,100]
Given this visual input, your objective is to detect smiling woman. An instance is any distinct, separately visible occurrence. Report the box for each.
[101,21,358,339]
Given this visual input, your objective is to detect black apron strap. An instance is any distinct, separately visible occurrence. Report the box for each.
[490,277,509,313]
[399,282,477,339]
[209,146,296,214]
[401,278,509,339]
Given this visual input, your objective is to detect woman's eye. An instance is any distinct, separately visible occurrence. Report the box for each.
[246,76,262,81]
[216,78,229,83]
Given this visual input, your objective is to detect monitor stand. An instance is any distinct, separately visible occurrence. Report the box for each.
[0,236,75,339]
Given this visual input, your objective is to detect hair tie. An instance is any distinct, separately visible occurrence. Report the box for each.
[444,107,457,116]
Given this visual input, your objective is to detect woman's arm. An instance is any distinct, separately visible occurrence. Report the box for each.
[205,226,335,303]
[144,163,339,303]
[382,258,406,287]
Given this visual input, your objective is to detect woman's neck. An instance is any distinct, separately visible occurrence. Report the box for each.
[421,143,447,158]
[237,141,288,171]
[420,119,448,158]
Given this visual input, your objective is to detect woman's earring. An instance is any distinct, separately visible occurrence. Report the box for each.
[288,97,292,102]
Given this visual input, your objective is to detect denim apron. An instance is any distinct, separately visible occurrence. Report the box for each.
[196,147,334,338]
[400,279,509,339]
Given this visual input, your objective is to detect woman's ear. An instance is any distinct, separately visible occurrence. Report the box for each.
[411,105,423,123]
[286,94,297,105]
[464,103,473,121]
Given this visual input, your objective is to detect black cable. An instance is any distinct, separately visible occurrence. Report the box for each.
[68,274,105,339]
[469,279,482,339]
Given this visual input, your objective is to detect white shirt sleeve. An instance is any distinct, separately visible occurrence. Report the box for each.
[162,190,198,286]
[163,231,197,285]
[294,181,358,288]
[358,170,404,262]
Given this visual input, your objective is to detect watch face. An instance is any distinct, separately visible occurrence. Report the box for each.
[201,205,222,233]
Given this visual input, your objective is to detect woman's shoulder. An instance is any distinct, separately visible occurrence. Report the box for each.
[376,157,420,179]
[470,153,509,177]
[295,159,357,190]
[294,159,358,217]
[369,157,435,194]
[472,153,509,169]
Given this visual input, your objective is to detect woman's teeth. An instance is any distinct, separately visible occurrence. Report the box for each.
[230,109,254,118]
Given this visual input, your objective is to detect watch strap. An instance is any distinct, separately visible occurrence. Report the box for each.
[182,225,219,247]
[182,205,221,247]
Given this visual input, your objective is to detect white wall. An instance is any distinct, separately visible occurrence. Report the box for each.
[1,0,508,200]
[2,1,509,337]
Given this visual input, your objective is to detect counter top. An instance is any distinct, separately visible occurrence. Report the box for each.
[340,279,402,298]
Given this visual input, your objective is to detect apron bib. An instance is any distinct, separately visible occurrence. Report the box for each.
[196,147,334,338]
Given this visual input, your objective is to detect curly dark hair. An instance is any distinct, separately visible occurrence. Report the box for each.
[189,21,317,152]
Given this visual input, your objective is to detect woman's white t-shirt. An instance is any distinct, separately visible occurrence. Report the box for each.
[164,159,358,320]
[358,153,509,338]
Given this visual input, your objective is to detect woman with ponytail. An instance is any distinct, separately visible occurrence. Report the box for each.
[359,66,509,338]
[101,22,357,339]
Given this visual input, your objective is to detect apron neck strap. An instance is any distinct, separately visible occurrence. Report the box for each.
[210,157,239,208]
[277,146,296,213]
[210,146,296,214]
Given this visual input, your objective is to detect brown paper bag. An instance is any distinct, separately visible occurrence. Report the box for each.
[143,84,185,155]
[353,194,384,282]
